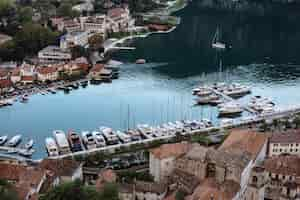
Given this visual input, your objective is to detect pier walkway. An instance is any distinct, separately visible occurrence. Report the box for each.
[209,87,257,114]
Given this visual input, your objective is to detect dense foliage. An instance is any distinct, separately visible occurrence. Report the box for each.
[0,179,18,200]
[40,180,119,200]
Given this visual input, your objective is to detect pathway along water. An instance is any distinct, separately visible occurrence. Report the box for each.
[2,2,300,159]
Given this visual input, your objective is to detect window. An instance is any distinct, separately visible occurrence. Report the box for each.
[252,176,258,183]
[297,144,299,147]
[280,149,282,152]
[290,149,293,152]
[291,144,294,147]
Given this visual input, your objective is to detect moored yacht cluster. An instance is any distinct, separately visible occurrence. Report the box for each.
[0,134,35,157]
[45,119,213,157]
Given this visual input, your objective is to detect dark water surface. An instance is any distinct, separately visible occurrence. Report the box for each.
[1,2,300,158]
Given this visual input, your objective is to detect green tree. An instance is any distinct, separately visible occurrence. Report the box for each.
[57,3,80,17]
[99,183,119,200]
[0,179,18,200]
[40,180,101,200]
[88,33,104,50]
[17,6,34,24]
[175,189,187,200]
[0,0,15,17]
[71,45,87,59]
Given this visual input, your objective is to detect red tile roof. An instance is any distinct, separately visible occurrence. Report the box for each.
[11,67,21,76]
[90,64,104,72]
[150,142,191,159]
[0,68,9,77]
[21,75,35,82]
[37,66,58,75]
[107,8,126,18]
[264,155,300,176]
[270,130,300,143]
[0,79,12,88]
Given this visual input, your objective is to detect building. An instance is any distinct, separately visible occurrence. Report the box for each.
[21,75,36,84]
[60,31,89,50]
[149,142,191,182]
[0,163,48,200]
[39,159,83,184]
[36,66,59,82]
[72,2,94,13]
[80,15,107,37]
[10,67,21,84]
[38,46,72,62]
[107,7,134,32]
[88,64,105,79]
[119,181,167,200]
[0,79,12,94]
[268,130,300,156]
[0,68,10,80]
[57,19,81,33]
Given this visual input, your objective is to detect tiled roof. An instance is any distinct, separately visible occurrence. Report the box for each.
[219,129,268,160]
[37,66,58,75]
[90,64,104,72]
[39,159,81,177]
[107,8,126,18]
[184,144,209,162]
[11,67,21,76]
[149,142,191,159]
[189,178,240,200]
[270,130,300,143]
[0,68,9,77]
[0,79,12,88]
[264,155,300,176]
[21,75,35,81]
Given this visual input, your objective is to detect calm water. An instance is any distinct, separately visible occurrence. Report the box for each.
[2,2,300,158]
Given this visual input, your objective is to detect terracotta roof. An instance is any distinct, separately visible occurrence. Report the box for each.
[189,178,240,200]
[172,168,200,194]
[39,159,81,177]
[37,66,58,75]
[11,67,21,76]
[0,68,9,77]
[150,142,191,159]
[135,181,167,194]
[264,155,300,176]
[184,144,209,162]
[21,75,35,81]
[219,129,268,160]
[107,8,127,18]
[270,130,300,143]
[0,79,12,88]
[90,64,104,72]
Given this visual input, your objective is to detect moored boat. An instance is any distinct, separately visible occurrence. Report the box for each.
[81,131,97,150]
[45,137,59,157]
[136,59,146,64]
[53,130,71,155]
[67,130,83,152]
[24,139,34,149]
[100,127,119,145]
[116,131,131,143]
[0,135,8,145]
[92,131,106,148]
[7,135,22,147]
[18,149,35,157]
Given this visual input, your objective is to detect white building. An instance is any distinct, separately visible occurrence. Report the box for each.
[38,46,72,61]
[107,7,134,33]
[72,2,94,13]
[269,131,300,157]
[60,31,89,49]
[80,15,107,37]
[36,66,59,82]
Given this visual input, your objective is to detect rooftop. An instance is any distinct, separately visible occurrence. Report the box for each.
[263,155,300,176]
[270,130,300,143]
[37,66,58,75]
[219,129,268,160]
[149,142,191,159]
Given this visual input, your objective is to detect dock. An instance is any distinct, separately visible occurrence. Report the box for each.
[209,87,258,114]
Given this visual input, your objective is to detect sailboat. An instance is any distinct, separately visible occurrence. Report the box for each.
[212,27,226,50]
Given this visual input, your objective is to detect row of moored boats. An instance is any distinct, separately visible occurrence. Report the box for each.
[0,134,35,157]
[46,119,213,157]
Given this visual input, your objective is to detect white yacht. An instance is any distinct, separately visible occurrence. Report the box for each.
[25,139,34,149]
[100,127,119,145]
[45,137,59,157]
[7,135,22,147]
[116,131,131,143]
[53,130,71,155]
[220,119,234,126]
[126,130,142,141]
[0,135,8,145]
[81,131,97,149]
[219,103,243,116]
[92,131,106,148]
[137,124,153,139]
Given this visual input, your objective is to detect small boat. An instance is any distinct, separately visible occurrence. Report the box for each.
[81,131,97,149]
[7,135,22,147]
[126,130,142,141]
[47,88,56,94]
[209,99,224,106]
[100,127,119,145]
[18,149,35,157]
[116,131,131,143]
[45,137,59,157]
[25,139,34,149]
[53,130,71,155]
[218,103,243,117]
[67,130,83,152]
[212,27,226,50]
[136,59,146,64]
[196,94,219,105]
[20,95,29,103]
[92,131,106,148]
[7,149,18,154]
[0,135,8,145]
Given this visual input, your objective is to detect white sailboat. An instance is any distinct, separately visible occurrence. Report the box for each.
[212,27,226,50]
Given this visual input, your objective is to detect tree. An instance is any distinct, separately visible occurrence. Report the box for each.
[175,189,187,200]
[17,6,34,24]
[88,33,104,50]
[99,183,119,200]
[0,179,18,200]
[0,0,15,17]
[40,180,101,200]
[57,2,80,17]
[71,45,87,59]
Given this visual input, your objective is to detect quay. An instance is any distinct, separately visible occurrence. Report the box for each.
[47,104,300,160]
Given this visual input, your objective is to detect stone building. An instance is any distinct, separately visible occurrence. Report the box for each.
[149,142,191,182]
[268,130,300,157]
